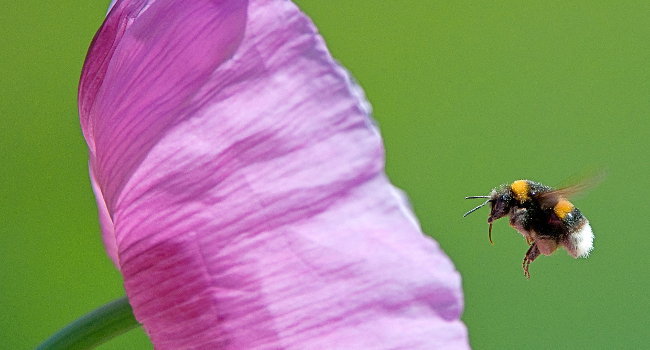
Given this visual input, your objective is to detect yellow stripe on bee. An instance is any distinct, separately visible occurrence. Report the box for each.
[511,180,530,202]
[554,199,575,219]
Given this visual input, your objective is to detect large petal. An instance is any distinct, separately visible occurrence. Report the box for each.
[80,0,469,348]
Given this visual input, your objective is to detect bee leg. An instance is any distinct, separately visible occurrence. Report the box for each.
[522,243,540,279]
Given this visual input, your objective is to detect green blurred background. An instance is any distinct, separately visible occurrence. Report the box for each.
[2,1,649,349]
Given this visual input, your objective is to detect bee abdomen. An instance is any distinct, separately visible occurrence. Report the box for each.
[558,203,593,258]
[553,199,574,220]
[564,220,594,258]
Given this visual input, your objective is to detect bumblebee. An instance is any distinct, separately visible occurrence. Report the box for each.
[464,179,595,278]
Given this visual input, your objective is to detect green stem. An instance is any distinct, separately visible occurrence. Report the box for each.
[37,296,141,350]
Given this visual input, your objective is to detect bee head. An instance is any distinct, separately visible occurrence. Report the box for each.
[463,189,512,219]
[464,188,513,245]
[487,190,513,223]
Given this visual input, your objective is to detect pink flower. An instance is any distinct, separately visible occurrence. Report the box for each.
[79,0,468,348]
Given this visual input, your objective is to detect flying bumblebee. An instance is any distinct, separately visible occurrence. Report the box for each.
[464,179,595,278]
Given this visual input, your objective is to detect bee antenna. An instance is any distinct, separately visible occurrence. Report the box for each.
[463,200,490,217]
[465,196,491,199]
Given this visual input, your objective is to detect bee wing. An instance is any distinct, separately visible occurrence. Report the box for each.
[537,173,604,208]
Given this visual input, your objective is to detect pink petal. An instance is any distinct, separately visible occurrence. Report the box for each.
[80,0,469,349]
